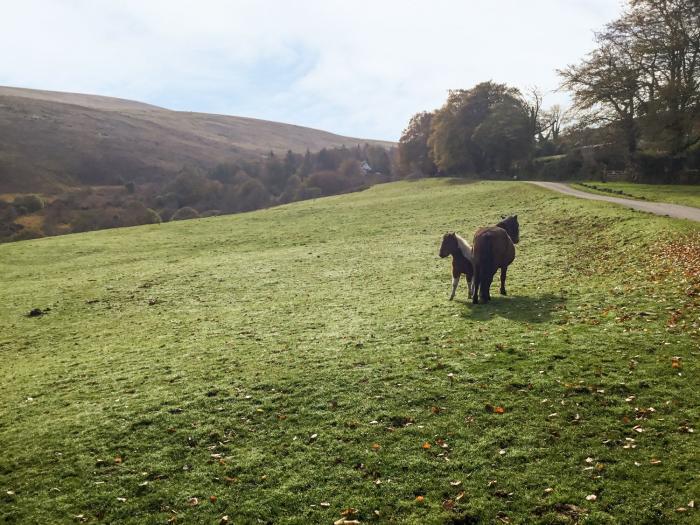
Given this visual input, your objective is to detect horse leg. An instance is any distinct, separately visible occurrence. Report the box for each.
[472,265,480,304]
[481,270,493,303]
[449,272,459,300]
[500,266,508,295]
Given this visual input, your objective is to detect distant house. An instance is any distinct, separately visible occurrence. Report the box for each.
[359,161,372,174]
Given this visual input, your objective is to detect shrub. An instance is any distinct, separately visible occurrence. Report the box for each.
[154,192,180,209]
[298,186,323,200]
[13,195,44,214]
[121,201,161,226]
[234,178,271,212]
[145,208,162,224]
[72,208,122,233]
[0,202,19,222]
[171,207,200,221]
[279,174,302,204]
[305,171,356,195]
[632,152,684,183]
[11,229,44,242]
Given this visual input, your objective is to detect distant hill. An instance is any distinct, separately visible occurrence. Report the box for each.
[0,86,394,192]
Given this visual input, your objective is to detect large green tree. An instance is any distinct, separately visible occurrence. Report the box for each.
[560,0,700,156]
[398,111,437,175]
[428,82,533,174]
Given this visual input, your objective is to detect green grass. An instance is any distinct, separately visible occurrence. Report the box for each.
[1,180,698,524]
[574,182,700,209]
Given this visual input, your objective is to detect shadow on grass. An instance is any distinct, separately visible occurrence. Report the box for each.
[456,293,565,323]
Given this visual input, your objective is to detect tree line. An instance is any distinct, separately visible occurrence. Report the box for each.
[0,144,396,243]
[399,0,700,182]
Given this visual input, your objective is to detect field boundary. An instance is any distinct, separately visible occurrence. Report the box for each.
[527,181,700,222]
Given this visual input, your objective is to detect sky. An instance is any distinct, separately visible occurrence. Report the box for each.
[0,0,624,141]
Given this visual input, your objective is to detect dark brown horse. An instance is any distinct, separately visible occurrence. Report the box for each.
[439,232,474,300]
[471,215,519,304]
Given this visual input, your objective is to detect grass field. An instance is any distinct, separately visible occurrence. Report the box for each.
[1,180,698,524]
[573,182,700,209]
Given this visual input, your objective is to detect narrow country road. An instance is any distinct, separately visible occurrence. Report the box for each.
[527,181,700,223]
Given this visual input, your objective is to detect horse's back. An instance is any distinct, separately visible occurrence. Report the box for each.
[473,226,515,267]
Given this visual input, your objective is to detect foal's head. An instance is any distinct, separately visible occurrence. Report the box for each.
[439,232,458,258]
[497,215,520,244]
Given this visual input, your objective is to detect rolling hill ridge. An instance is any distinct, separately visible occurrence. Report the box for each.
[0,86,393,192]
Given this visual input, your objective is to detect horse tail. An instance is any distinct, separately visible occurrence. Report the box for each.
[479,235,494,302]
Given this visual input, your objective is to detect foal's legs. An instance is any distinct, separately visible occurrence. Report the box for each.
[449,273,459,300]
[500,266,508,295]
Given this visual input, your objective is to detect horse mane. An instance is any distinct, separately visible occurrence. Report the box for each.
[497,216,519,243]
[454,233,474,262]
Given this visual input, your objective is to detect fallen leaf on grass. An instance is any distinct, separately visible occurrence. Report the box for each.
[340,508,358,517]
[544,488,554,494]
[209,495,217,504]
[320,502,331,508]
[117,497,127,502]
[450,480,462,487]
[220,516,229,525]
[422,441,431,449]
[371,443,381,451]
[415,495,425,503]
[494,406,505,414]
[586,494,597,502]
[114,456,123,464]
[187,497,199,506]
[650,459,662,465]
[442,499,455,510]
[671,357,682,369]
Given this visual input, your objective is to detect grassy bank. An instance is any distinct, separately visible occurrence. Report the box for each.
[1,180,698,524]
[573,182,700,209]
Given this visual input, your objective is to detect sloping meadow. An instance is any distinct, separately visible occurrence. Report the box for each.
[0,180,697,524]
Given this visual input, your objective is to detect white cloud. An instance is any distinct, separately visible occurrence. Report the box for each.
[0,0,623,140]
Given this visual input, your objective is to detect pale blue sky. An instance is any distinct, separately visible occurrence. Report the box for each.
[1,0,623,141]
